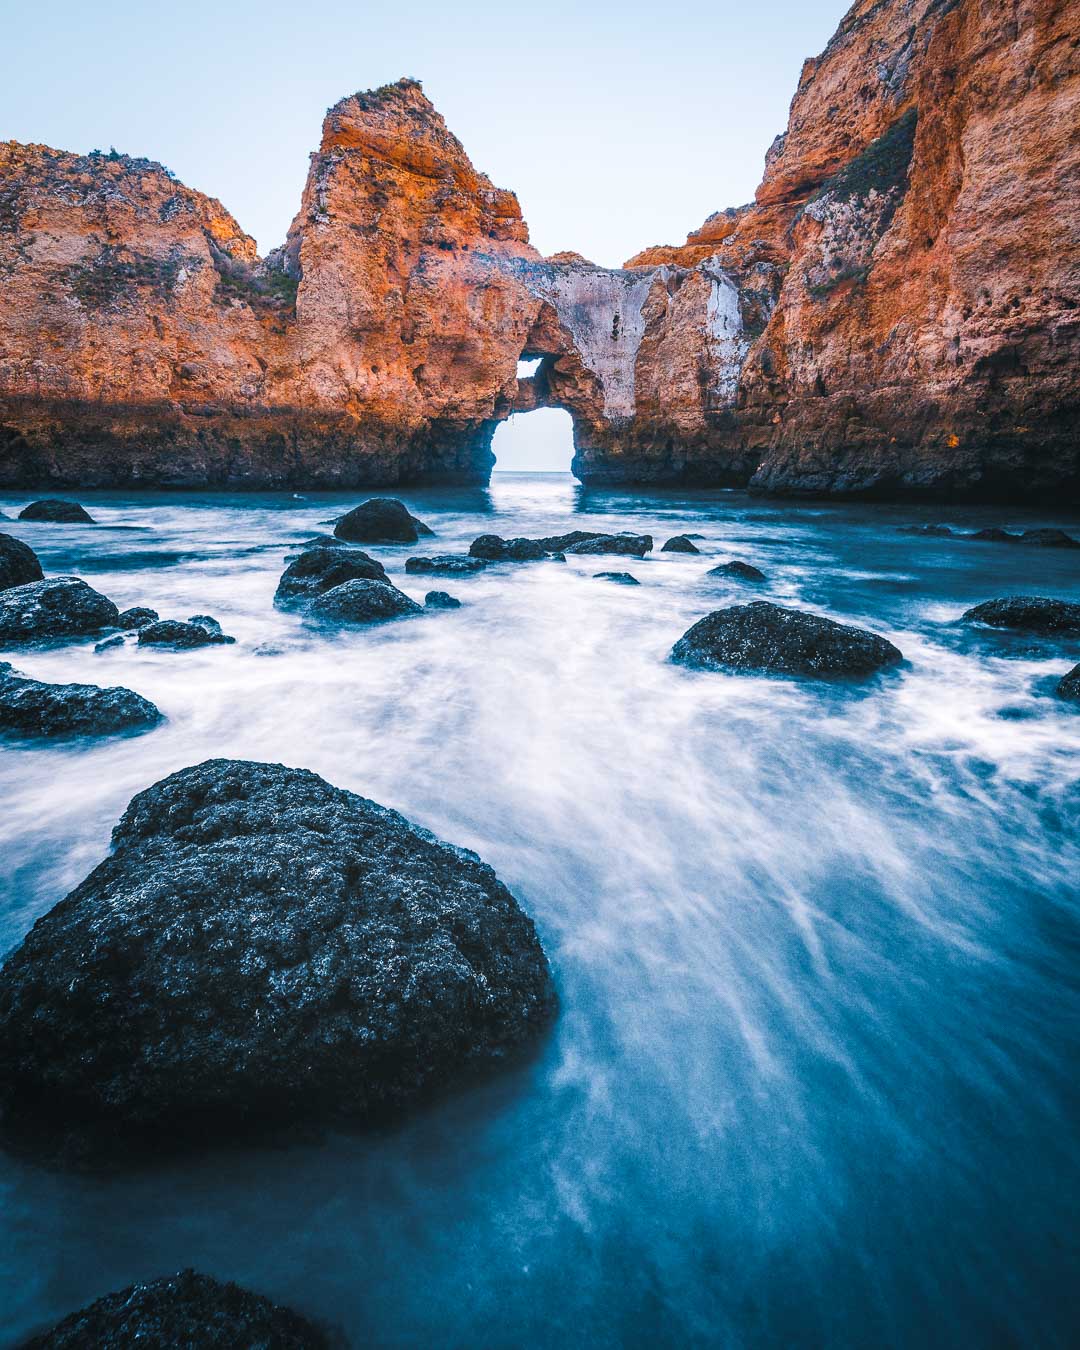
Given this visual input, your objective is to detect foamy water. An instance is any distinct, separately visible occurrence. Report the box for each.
[1,475,1078,1346]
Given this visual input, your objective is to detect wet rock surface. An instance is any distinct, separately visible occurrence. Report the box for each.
[0,758,556,1161]
[116,606,159,630]
[564,534,653,557]
[672,601,903,677]
[275,547,387,607]
[17,500,96,524]
[0,533,43,591]
[709,560,767,583]
[469,535,547,562]
[533,531,608,553]
[138,618,235,648]
[405,555,487,576]
[424,591,461,609]
[1057,664,1080,701]
[0,578,119,646]
[21,1269,331,1349]
[334,499,432,544]
[961,596,1080,636]
[661,536,700,554]
[968,527,1080,548]
[594,572,640,585]
[0,662,162,739]
[310,578,422,624]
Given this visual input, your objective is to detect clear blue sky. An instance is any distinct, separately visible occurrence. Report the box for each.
[4,0,849,268]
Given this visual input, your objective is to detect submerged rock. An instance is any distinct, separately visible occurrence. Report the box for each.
[138,618,235,648]
[1057,664,1080,701]
[968,527,1016,542]
[594,571,640,585]
[0,662,162,738]
[188,614,222,633]
[22,1269,330,1349]
[661,535,700,554]
[405,555,487,575]
[0,532,44,591]
[564,533,653,557]
[310,578,422,624]
[961,596,1080,636]
[18,499,96,524]
[469,534,547,562]
[116,606,159,630]
[425,590,461,609]
[709,560,766,582]
[898,523,953,536]
[334,498,432,544]
[0,759,556,1160]
[94,635,126,654]
[966,527,1080,548]
[671,601,902,677]
[0,578,119,646]
[276,545,387,607]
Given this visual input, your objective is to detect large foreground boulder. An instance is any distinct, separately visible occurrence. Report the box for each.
[138,618,235,649]
[0,759,556,1160]
[0,664,162,739]
[22,1270,330,1349]
[1057,665,1080,701]
[405,555,487,576]
[672,601,903,677]
[0,578,119,646]
[469,535,547,562]
[961,596,1080,636]
[0,533,44,592]
[564,533,653,557]
[18,499,96,524]
[275,546,387,607]
[334,498,432,544]
[310,578,423,625]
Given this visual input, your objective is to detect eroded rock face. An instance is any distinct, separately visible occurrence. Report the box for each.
[0,577,119,645]
[0,662,162,738]
[22,1270,330,1348]
[961,596,1080,635]
[671,601,903,676]
[0,759,556,1161]
[0,532,43,591]
[0,3,1075,498]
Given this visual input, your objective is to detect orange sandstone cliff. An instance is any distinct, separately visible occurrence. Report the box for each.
[0,0,1077,498]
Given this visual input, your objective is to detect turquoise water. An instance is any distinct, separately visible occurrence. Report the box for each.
[1,474,1078,1347]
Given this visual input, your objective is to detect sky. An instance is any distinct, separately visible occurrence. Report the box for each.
[4,0,850,469]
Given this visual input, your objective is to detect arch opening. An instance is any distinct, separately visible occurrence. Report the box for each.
[491,406,575,473]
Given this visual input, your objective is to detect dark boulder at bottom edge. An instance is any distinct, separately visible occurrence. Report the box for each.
[20,1270,332,1349]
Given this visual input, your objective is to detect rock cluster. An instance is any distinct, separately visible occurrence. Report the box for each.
[0,759,556,1160]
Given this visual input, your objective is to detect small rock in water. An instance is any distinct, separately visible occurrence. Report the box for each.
[671,600,902,677]
[94,634,126,653]
[661,535,700,553]
[0,532,44,591]
[138,619,235,648]
[334,497,432,544]
[116,606,159,630]
[594,572,640,585]
[18,499,96,524]
[425,591,461,609]
[21,1269,331,1348]
[968,527,1017,542]
[276,545,387,607]
[405,555,487,575]
[0,662,162,738]
[310,578,422,624]
[709,560,767,582]
[1017,528,1080,549]
[0,758,556,1161]
[469,534,547,562]
[564,533,653,557]
[0,578,119,646]
[961,596,1080,636]
[1056,664,1080,701]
